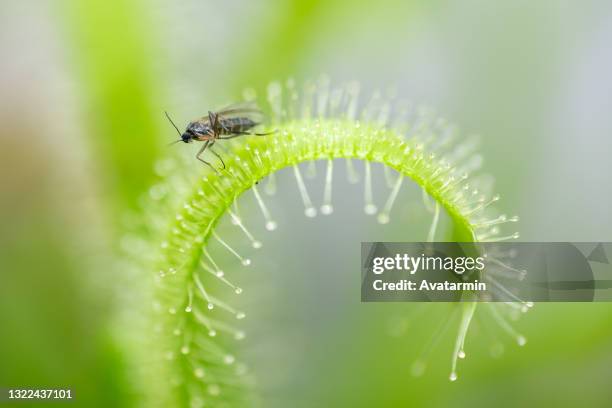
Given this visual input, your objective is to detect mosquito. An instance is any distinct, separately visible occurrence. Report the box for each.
[165,102,274,172]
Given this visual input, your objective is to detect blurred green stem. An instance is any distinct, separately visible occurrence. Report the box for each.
[59,0,162,213]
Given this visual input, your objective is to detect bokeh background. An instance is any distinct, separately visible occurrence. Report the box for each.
[1,0,611,407]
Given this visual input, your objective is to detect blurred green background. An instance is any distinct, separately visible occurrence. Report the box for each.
[1,0,611,406]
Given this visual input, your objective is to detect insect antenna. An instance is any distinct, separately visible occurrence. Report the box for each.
[165,111,183,145]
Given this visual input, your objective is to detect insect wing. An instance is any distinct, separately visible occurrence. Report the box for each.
[195,102,267,132]
[215,101,265,121]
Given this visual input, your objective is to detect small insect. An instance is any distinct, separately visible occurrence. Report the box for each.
[165,102,274,172]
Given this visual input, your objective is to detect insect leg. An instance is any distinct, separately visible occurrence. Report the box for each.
[252,130,276,136]
[209,111,231,133]
[208,111,218,127]
[196,140,218,173]
[218,130,276,139]
[217,133,246,140]
[208,141,226,169]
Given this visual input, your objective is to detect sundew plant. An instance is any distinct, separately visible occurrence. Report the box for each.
[4,1,612,408]
[119,79,526,406]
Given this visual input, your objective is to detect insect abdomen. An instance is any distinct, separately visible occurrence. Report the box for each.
[220,117,257,134]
